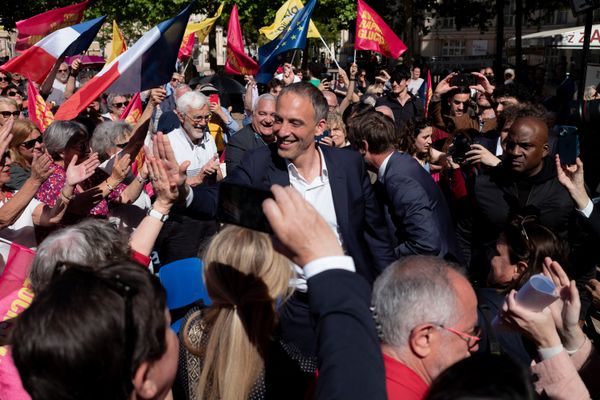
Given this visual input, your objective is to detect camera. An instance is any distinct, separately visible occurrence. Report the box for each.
[448,132,472,163]
[450,73,478,88]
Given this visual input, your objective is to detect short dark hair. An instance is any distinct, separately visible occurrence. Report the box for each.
[13,261,167,400]
[390,66,411,84]
[497,103,550,131]
[348,111,396,154]
[267,78,283,91]
[493,82,533,104]
[446,86,472,100]
[279,82,328,122]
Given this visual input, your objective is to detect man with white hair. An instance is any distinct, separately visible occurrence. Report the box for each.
[168,90,222,186]
[372,256,479,399]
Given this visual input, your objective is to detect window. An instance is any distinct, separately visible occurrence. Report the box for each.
[556,10,568,25]
[504,0,515,27]
[441,17,455,29]
[442,40,466,57]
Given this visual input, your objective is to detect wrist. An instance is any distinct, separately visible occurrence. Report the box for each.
[561,326,586,351]
[535,331,562,349]
[152,199,173,214]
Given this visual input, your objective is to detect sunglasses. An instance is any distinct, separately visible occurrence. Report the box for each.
[112,101,130,108]
[21,136,43,149]
[7,91,22,97]
[0,111,20,118]
[0,77,8,82]
[57,69,69,73]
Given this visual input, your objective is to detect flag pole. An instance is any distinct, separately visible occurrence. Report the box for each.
[354,49,357,63]
[318,34,341,69]
[291,50,298,66]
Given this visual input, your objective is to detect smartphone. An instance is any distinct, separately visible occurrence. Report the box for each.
[217,182,274,233]
[557,125,579,165]
[450,73,478,88]
[315,130,330,143]
[209,94,219,105]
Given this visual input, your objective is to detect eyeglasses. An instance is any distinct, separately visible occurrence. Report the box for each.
[112,101,130,108]
[0,111,20,118]
[7,91,21,97]
[20,136,43,149]
[0,77,8,82]
[57,69,69,73]
[185,113,212,122]
[436,324,481,349]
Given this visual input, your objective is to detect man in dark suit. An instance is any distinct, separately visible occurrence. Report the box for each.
[349,111,459,261]
[187,82,395,281]
[224,93,276,174]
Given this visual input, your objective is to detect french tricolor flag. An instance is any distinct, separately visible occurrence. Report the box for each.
[2,16,106,85]
[55,2,195,121]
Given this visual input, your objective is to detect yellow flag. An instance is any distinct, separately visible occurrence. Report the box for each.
[259,0,320,40]
[107,20,127,63]
[184,3,224,44]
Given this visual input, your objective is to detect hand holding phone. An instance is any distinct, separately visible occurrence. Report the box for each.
[217,182,274,233]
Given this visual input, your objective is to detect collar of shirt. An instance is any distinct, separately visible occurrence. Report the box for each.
[181,127,210,150]
[286,146,329,186]
[378,152,395,183]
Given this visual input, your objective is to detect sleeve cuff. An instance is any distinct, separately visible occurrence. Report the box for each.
[304,255,356,279]
[538,345,564,361]
[578,199,593,218]
[184,185,194,207]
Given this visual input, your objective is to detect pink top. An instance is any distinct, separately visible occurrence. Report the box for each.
[35,163,126,217]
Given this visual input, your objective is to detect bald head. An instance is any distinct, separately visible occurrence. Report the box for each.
[505,116,550,176]
[322,90,338,112]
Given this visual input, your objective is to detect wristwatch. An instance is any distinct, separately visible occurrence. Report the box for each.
[147,207,169,222]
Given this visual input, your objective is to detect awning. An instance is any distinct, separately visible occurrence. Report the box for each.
[511,25,600,49]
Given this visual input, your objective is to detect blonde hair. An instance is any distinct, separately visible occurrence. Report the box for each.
[184,225,294,400]
[9,119,40,168]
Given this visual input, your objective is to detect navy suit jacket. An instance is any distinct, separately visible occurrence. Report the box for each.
[376,151,459,261]
[189,143,396,282]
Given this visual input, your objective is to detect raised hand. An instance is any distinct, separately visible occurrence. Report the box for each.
[147,156,178,213]
[433,73,458,97]
[0,118,14,156]
[465,144,501,167]
[470,72,495,95]
[66,152,100,186]
[263,185,344,266]
[30,152,53,184]
[151,134,189,189]
[149,87,167,106]
[555,155,589,210]
[543,257,586,351]
[110,152,131,183]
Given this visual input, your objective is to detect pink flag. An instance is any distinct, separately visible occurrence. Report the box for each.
[355,0,407,59]
[224,4,258,76]
[16,1,89,51]
[0,243,35,300]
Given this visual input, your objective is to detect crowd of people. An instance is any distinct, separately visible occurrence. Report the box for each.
[0,54,599,400]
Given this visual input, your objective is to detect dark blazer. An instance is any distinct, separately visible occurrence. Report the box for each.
[376,151,459,261]
[308,269,387,400]
[189,143,396,282]
[224,124,266,175]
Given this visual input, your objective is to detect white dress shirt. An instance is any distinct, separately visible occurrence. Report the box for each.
[167,127,217,177]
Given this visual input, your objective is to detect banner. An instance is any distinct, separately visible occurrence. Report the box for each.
[55,2,195,120]
[225,4,259,76]
[107,20,127,64]
[355,0,407,59]
[27,78,54,132]
[16,0,90,51]
[119,92,143,124]
[257,0,316,84]
[184,3,224,44]
[259,0,320,40]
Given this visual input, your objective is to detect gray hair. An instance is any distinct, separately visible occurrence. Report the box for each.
[106,93,127,107]
[91,121,133,162]
[29,219,131,293]
[176,91,208,114]
[174,84,192,100]
[252,93,276,113]
[43,120,87,160]
[372,256,465,349]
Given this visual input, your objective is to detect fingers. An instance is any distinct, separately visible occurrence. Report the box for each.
[69,154,79,168]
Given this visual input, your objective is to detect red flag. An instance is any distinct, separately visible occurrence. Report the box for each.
[224,4,259,76]
[27,79,54,132]
[0,243,36,300]
[15,1,89,51]
[425,70,433,117]
[355,0,407,59]
[119,92,143,124]
[178,33,195,62]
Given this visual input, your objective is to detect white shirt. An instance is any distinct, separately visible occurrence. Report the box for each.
[407,78,424,96]
[0,195,42,269]
[378,152,395,183]
[167,127,218,177]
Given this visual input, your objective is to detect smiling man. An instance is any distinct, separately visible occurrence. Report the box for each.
[225,93,276,174]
